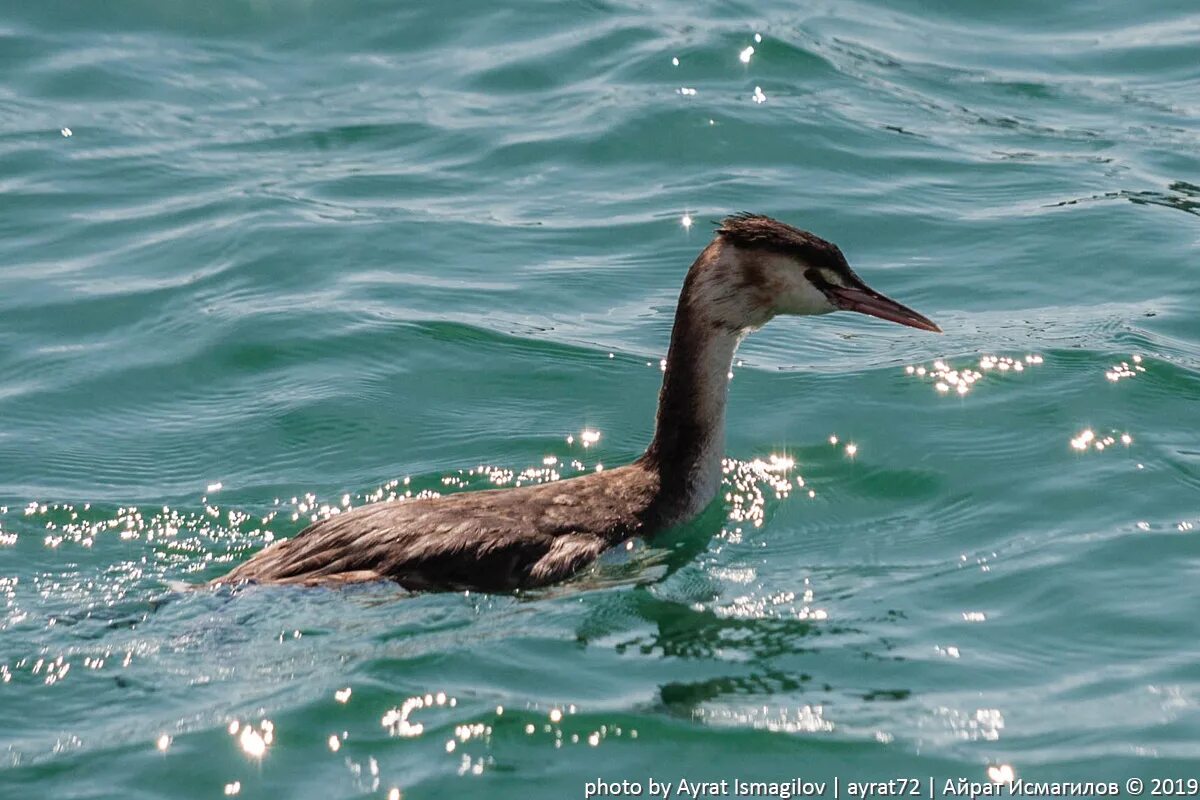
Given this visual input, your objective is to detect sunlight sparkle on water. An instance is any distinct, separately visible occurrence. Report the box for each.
[239,728,264,758]
[932,706,1005,742]
[1106,354,1145,382]
[726,455,802,529]
[714,583,828,621]
[739,46,755,63]
[681,213,693,230]
[988,765,1016,784]
[752,86,767,104]
[694,703,832,734]
[1070,428,1132,452]
[381,693,455,738]
[908,353,1042,397]
[234,720,271,759]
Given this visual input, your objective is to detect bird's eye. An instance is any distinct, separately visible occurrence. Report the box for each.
[804,268,834,289]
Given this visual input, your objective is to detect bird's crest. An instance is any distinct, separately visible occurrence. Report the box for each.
[714,213,852,274]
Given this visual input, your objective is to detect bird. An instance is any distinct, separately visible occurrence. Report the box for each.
[214,214,939,592]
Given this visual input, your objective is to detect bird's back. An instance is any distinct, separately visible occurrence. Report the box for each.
[218,462,660,591]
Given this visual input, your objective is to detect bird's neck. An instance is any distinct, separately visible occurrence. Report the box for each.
[640,272,747,525]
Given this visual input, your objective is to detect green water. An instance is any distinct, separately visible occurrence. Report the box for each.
[2,0,1199,797]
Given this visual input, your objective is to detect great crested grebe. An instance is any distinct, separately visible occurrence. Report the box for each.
[216,214,939,592]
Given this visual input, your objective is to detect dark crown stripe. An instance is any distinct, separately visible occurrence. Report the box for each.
[715,213,853,276]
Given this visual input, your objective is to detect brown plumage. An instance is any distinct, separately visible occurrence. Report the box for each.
[220,463,661,592]
[215,215,939,592]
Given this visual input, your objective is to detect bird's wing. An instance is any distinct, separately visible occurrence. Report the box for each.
[525,533,608,586]
[221,490,609,590]
[218,464,655,590]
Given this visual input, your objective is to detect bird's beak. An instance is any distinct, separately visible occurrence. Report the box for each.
[826,283,942,333]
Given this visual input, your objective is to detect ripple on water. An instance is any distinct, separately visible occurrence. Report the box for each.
[3,0,1200,793]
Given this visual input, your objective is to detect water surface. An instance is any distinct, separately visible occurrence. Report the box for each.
[2,1,1199,797]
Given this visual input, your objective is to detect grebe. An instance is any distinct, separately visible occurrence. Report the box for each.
[216,214,939,592]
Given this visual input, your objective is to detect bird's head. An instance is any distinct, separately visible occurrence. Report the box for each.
[687,213,941,333]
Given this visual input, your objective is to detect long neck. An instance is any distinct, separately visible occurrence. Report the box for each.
[640,269,746,524]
